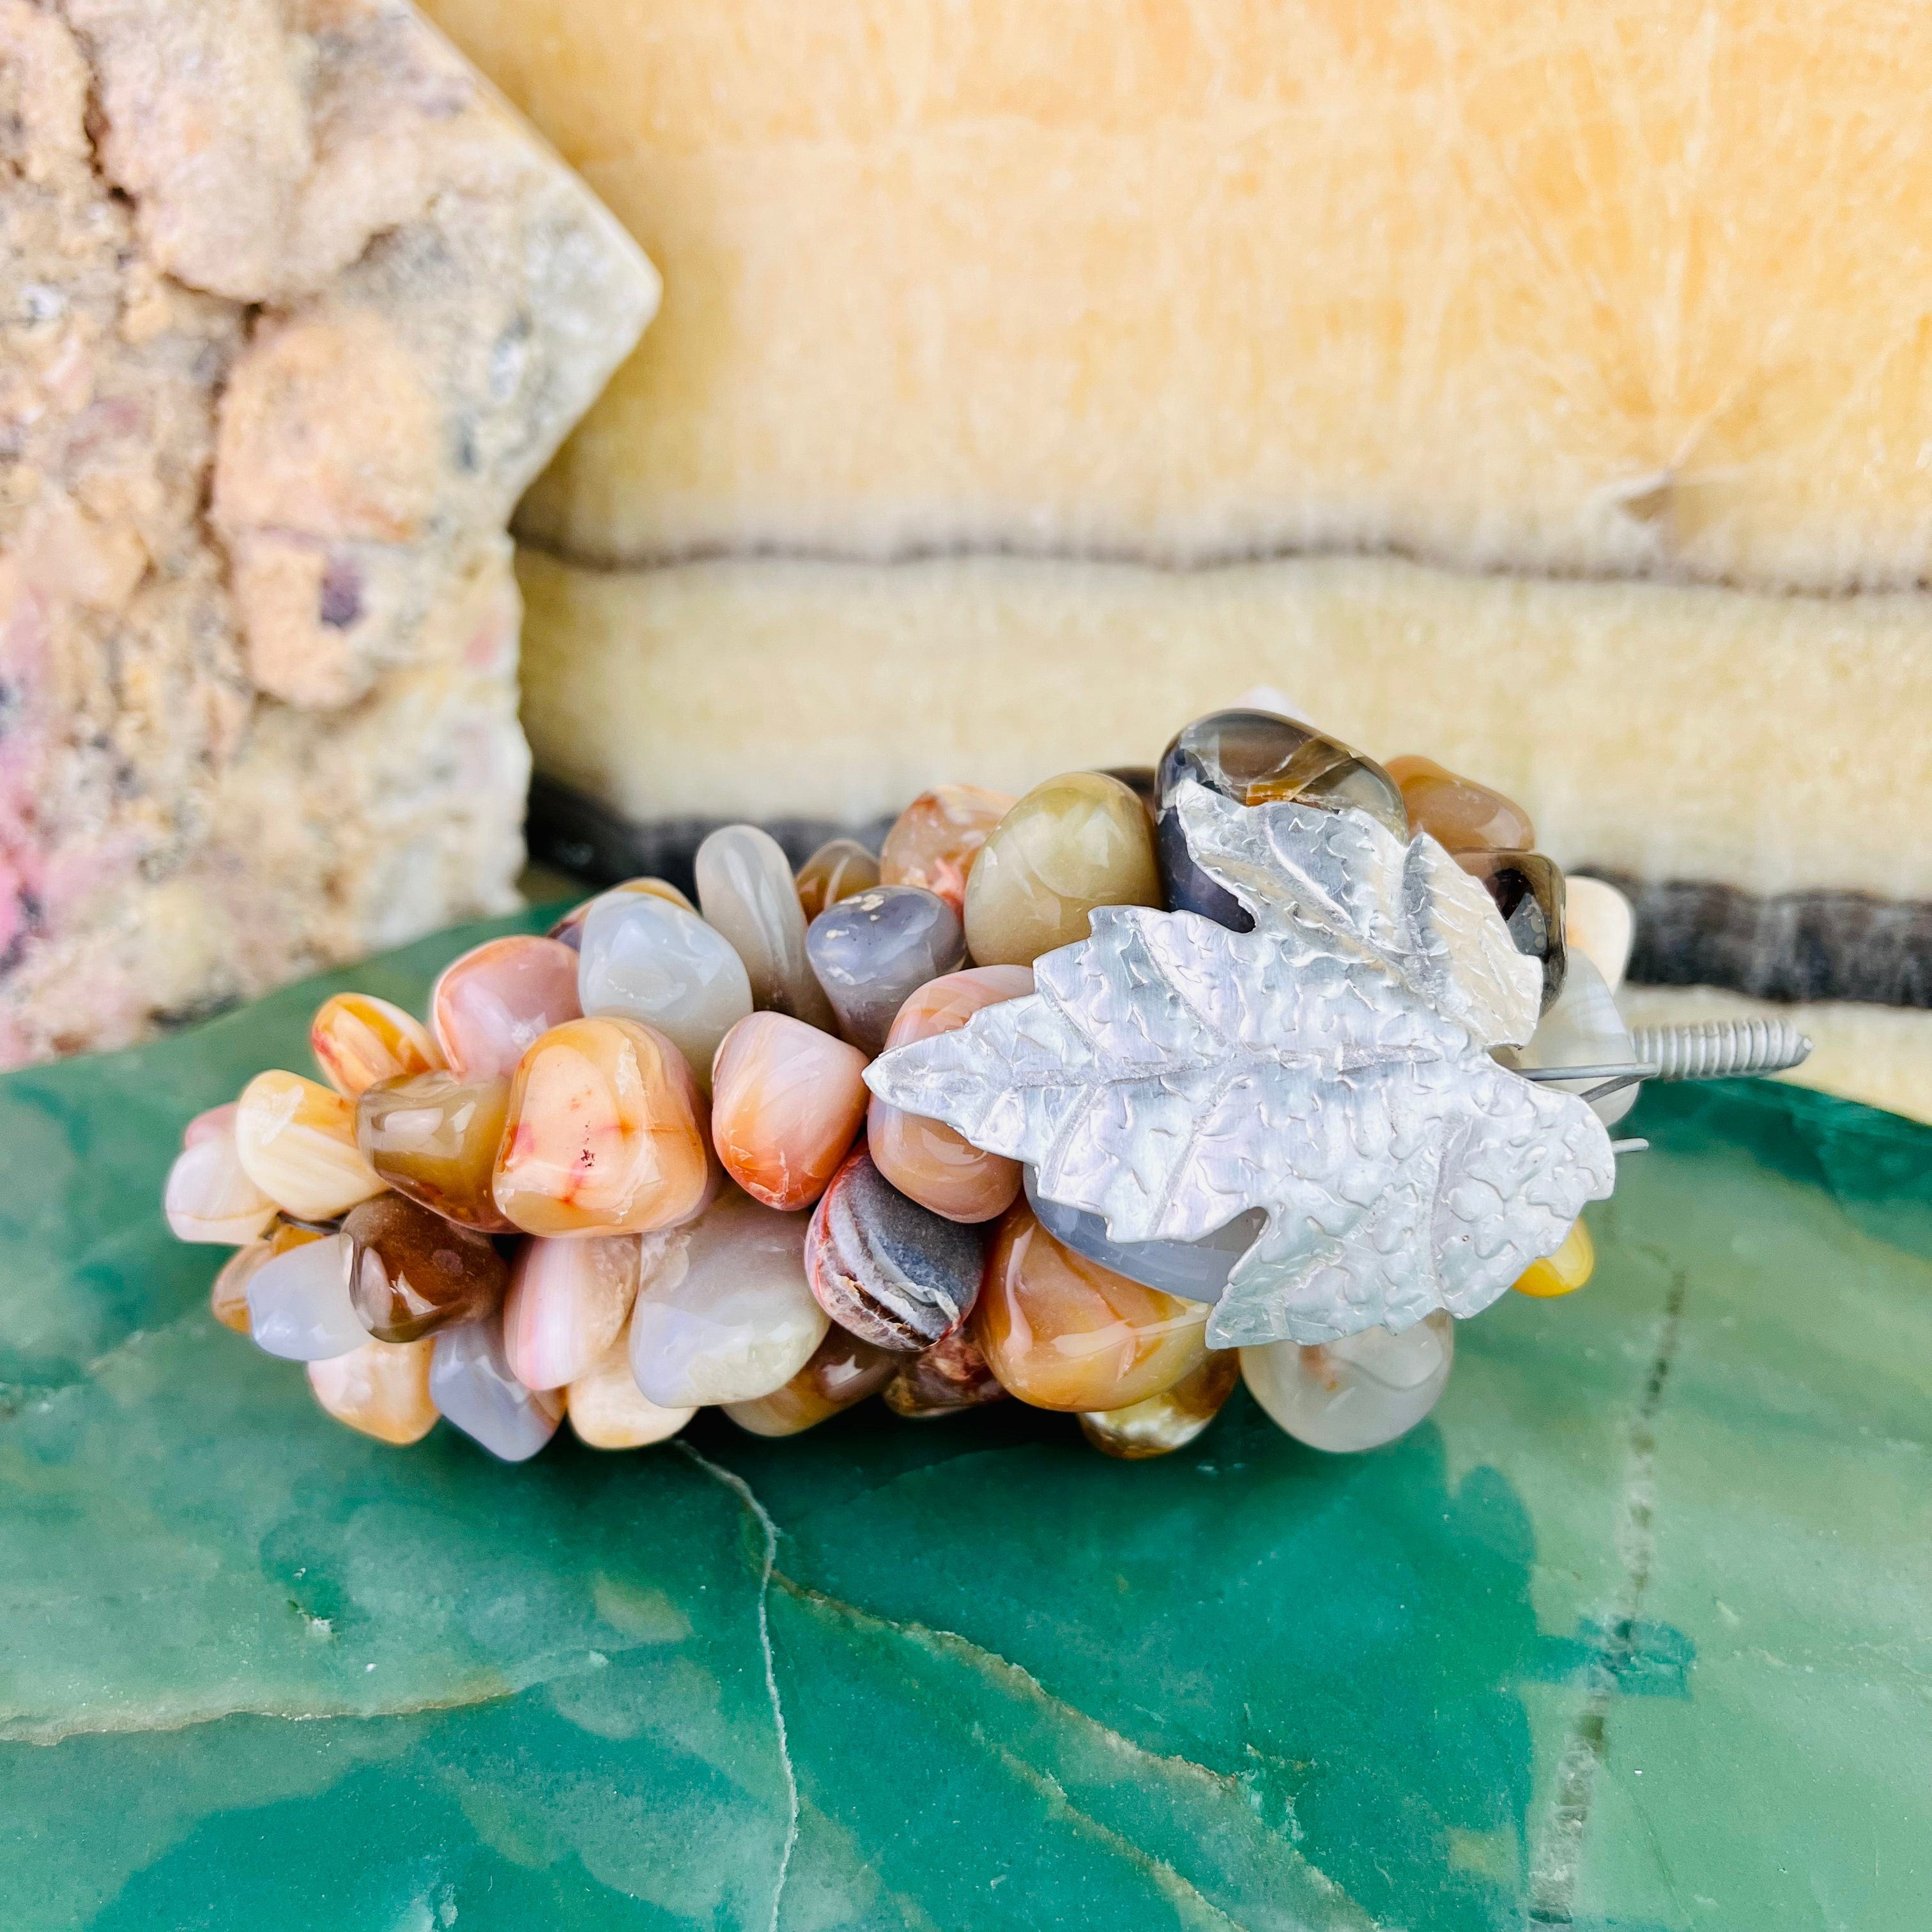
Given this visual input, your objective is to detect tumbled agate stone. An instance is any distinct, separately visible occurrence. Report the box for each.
[1080,1351,1239,1459]
[1512,1217,1596,1300]
[356,1070,514,1233]
[882,1326,1007,1418]
[246,1232,367,1362]
[795,838,880,921]
[1499,953,1637,1126]
[493,1017,713,1237]
[503,1233,640,1392]
[710,1011,870,1211]
[628,1190,828,1407]
[962,771,1162,969]
[549,876,696,951]
[696,824,836,1030]
[307,1335,438,1446]
[1564,875,1634,993]
[309,992,443,1098]
[431,935,583,1080]
[806,884,966,1054]
[976,1203,1209,1411]
[577,893,753,1091]
[429,1315,564,1463]
[806,1148,986,1352]
[342,1192,507,1345]
[182,1101,239,1149]
[565,1335,694,1449]
[1458,848,1568,1008]
[1239,1312,1455,1453]
[209,1241,272,1333]
[1022,1171,1267,1305]
[1156,709,1407,929]
[234,1070,385,1222]
[878,784,1015,915]
[723,1329,896,1438]
[1384,754,1536,855]
[868,967,1032,1222]
[165,1128,277,1246]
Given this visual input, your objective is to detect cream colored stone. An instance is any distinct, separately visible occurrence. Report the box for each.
[234,1069,385,1222]
[565,1333,694,1448]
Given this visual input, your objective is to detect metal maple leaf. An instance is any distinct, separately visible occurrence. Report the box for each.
[866,780,1616,1347]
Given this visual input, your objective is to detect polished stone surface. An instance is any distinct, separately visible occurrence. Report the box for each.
[5,906,1929,1930]
[806,884,965,1054]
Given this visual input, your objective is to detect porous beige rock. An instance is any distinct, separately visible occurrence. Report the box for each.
[0,0,656,1063]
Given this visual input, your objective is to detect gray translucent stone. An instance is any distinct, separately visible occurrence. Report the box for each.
[695,824,837,1030]
[578,893,753,1086]
[806,885,967,1055]
[1241,1312,1455,1453]
[1497,951,1638,1126]
[429,1315,563,1462]
[1024,1169,1265,1304]
[246,1234,367,1361]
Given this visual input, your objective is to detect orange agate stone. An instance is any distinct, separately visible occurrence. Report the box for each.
[878,784,1015,915]
[709,1011,870,1211]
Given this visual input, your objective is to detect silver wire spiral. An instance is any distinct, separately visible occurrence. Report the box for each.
[1628,1018,1813,1082]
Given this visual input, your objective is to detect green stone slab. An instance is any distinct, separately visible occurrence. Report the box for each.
[2,912,1927,1930]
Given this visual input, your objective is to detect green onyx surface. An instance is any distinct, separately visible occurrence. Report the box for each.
[2,909,1928,1929]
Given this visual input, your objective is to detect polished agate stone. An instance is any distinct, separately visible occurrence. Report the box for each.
[246,1232,367,1361]
[1564,875,1634,993]
[356,1070,514,1233]
[709,1011,870,1211]
[1101,765,1159,815]
[431,935,583,1078]
[1240,1312,1455,1453]
[565,1334,694,1448]
[1384,755,1536,855]
[1512,1218,1596,1299]
[1080,1351,1239,1459]
[210,1240,272,1333]
[795,838,880,921]
[234,1070,385,1222]
[503,1233,640,1390]
[309,992,442,1098]
[493,1017,714,1237]
[723,1328,896,1437]
[694,824,836,1029]
[1156,709,1407,928]
[882,1327,1007,1418]
[1499,952,1637,1126]
[182,1101,239,1149]
[342,1192,507,1345]
[577,893,753,1091]
[549,877,696,951]
[628,1190,828,1407]
[867,967,1032,1222]
[429,1314,564,1462]
[806,1148,986,1351]
[878,784,1015,914]
[806,885,966,1054]
[976,1203,1209,1411]
[307,1336,438,1445]
[962,771,1162,968]
[165,1128,277,1246]
[1023,1170,1266,1305]
[1458,848,1568,1008]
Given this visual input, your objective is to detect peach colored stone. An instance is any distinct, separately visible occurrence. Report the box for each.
[493,1017,713,1237]
[307,1336,439,1446]
[431,935,583,1078]
[503,1233,642,1390]
[878,785,1015,915]
[565,1333,694,1448]
[710,1011,870,1211]
[1384,755,1533,854]
[310,992,443,1097]
[182,1102,239,1149]
[867,966,1031,1222]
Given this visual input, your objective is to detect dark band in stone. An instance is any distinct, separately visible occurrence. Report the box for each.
[526,778,1932,1011]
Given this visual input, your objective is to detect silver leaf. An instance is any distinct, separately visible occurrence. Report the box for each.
[866,780,1616,1347]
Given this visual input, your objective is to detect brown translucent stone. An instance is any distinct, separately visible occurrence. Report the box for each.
[975,1202,1209,1411]
[1457,848,1568,1008]
[493,1016,714,1237]
[356,1070,515,1233]
[307,1336,439,1446]
[1079,1351,1239,1459]
[309,992,443,1098]
[878,783,1015,915]
[723,1328,897,1437]
[795,838,881,921]
[882,1327,1007,1418]
[342,1192,508,1344]
[1384,755,1536,855]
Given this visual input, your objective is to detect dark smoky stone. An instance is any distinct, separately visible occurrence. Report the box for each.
[1457,849,1568,1011]
[883,1327,1008,1418]
[342,1192,508,1344]
[1154,709,1408,930]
